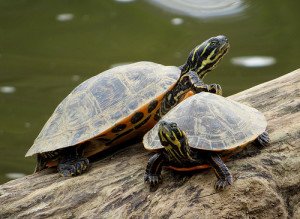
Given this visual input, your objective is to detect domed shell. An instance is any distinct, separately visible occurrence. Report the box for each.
[26,62,180,157]
[143,92,267,151]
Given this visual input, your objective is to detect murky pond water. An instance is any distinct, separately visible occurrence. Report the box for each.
[0,0,299,184]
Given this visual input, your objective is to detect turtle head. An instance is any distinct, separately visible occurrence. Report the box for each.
[158,121,191,161]
[158,121,185,146]
[181,35,229,79]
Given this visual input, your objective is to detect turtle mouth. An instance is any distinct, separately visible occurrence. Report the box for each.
[216,35,230,59]
[220,43,230,56]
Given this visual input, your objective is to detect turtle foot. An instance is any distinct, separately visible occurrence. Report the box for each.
[144,173,162,186]
[58,157,89,177]
[255,131,270,148]
[215,175,233,190]
[208,84,222,96]
[144,173,162,192]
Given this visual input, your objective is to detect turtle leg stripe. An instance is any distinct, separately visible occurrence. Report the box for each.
[144,153,165,188]
[206,152,233,190]
[187,71,222,95]
[254,131,270,148]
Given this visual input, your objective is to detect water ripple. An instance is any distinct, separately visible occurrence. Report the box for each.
[148,0,246,19]
[0,86,16,94]
[56,13,74,22]
[231,56,276,68]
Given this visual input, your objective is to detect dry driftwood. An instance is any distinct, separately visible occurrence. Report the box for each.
[0,69,299,219]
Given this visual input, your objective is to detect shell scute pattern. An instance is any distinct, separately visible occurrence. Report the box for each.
[36,101,65,142]
[128,99,139,111]
[91,75,128,110]
[197,139,212,150]
[26,62,180,156]
[71,78,91,94]
[143,92,267,151]
[71,126,89,146]
[65,92,102,129]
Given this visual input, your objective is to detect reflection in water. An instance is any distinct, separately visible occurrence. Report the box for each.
[171,18,184,25]
[56,13,74,22]
[5,173,26,180]
[0,86,16,94]
[72,75,81,82]
[147,0,246,19]
[25,122,31,129]
[115,0,136,3]
[231,56,276,68]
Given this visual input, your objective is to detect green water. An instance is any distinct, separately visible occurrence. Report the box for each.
[0,0,299,184]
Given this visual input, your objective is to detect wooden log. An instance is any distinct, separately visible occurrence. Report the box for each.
[1,69,299,219]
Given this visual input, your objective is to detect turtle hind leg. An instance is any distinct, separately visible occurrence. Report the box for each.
[254,131,270,148]
[34,154,47,173]
[58,147,89,177]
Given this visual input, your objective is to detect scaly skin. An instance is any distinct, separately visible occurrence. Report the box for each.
[156,35,229,120]
[36,35,230,177]
[145,121,269,191]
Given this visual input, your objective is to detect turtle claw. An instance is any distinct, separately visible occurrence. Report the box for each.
[144,173,162,186]
[208,84,222,96]
[58,158,89,177]
[215,176,233,191]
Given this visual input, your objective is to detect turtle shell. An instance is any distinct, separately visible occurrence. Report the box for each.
[143,92,267,151]
[26,62,180,157]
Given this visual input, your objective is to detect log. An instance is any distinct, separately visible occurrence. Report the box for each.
[1,69,299,219]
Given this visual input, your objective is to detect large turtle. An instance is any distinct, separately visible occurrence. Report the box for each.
[26,35,229,177]
[143,92,270,190]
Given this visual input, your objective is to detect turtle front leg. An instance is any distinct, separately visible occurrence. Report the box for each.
[254,131,270,148]
[58,147,89,177]
[144,153,165,187]
[206,152,233,190]
[186,71,222,95]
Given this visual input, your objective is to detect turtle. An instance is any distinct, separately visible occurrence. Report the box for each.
[26,35,230,177]
[143,92,270,190]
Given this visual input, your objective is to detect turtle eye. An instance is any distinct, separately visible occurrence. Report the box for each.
[170,123,177,128]
[210,41,218,47]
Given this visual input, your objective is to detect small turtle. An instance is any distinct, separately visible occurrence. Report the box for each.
[26,35,229,177]
[143,93,270,190]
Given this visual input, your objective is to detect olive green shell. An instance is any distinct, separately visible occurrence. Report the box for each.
[26,62,180,157]
[143,92,267,151]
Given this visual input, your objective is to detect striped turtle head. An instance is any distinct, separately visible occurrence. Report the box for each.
[181,35,229,79]
[158,121,192,162]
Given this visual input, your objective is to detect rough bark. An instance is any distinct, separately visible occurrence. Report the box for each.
[0,69,299,219]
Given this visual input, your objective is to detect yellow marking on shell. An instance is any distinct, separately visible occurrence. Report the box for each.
[192,45,202,62]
